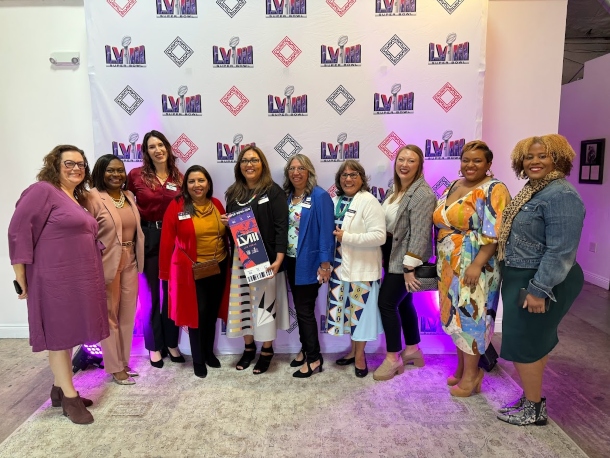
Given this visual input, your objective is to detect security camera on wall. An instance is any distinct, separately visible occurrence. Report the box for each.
[49,52,80,66]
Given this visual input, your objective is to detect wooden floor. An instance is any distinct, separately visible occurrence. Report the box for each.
[1,282,609,457]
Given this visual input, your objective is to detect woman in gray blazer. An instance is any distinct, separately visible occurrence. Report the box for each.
[373,145,437,381]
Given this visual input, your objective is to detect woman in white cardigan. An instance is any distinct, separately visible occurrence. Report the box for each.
[326,160,386,377]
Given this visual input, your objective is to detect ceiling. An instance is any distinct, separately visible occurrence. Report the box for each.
[563,0,610,83]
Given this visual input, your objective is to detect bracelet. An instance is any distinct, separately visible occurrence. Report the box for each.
[403,266,415,273]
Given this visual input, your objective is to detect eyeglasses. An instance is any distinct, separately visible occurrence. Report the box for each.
[341,172,360,179]
[288,166,306,173]
[63,160,87,170]
[240,158,261,165]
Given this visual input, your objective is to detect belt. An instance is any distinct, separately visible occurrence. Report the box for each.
[122,241,135,247]
[141,220,162,229]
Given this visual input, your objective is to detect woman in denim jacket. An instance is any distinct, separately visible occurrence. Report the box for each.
[496,134,585,426]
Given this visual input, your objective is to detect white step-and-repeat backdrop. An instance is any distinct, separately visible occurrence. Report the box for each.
[85,0,487,354]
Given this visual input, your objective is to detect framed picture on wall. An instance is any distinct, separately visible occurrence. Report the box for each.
[579,138,605,184]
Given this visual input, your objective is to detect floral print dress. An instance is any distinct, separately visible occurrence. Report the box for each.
[433,179,510,355]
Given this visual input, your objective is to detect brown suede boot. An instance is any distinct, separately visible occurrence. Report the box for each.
[61,395,94,424]
[50,385,93,407]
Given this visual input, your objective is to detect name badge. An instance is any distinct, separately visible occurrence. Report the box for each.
[346,209,356,215]
[166,183,177,191]
[178,212,191,220]
[258,195,269,204]
[301,202,311,209]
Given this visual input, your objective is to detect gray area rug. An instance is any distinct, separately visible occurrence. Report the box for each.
[0,354,587,457]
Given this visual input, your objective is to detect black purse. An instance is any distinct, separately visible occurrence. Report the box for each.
[414,262,438,292]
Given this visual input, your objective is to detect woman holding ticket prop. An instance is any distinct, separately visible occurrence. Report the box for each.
[159,165,231,379]
[221,145,289,375]
[127,130,185,368]
[326,160,386,378]
[496,134,584,426]
[282,154,334,378]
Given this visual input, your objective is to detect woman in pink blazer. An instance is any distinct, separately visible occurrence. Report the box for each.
[86,154,145,385]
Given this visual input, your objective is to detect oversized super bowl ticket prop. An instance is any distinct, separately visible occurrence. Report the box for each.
[227,207,273,284]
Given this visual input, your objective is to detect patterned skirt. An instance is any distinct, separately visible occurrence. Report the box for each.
[226,250,290,342]
[325,238,383,341]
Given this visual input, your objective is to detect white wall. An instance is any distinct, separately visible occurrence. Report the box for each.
[559,53,610,290]
[0,0,569,339]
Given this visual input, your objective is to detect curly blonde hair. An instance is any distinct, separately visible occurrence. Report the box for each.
[511,134,575,178]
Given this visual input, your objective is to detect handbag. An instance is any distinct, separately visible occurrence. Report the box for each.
[180,207,222,280]
[414,262,438,292]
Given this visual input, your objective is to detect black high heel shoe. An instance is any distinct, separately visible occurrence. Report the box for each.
[150,351,164,368]
[293,356,324,378]
[336,355,356,366]
[355,354,368,378]
[168,347,185,363]
[253,346,274,375]
[290,349,306,367]
[193,362,207,379]
[236,342,257,370]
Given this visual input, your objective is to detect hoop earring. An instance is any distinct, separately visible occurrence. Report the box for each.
[486,169,494,177]
[519,170,527,179]
[457,170,463,177]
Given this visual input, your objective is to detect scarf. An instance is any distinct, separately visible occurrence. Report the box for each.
[497,170,565,261]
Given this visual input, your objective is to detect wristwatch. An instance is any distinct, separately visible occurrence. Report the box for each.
[403,266,415,273]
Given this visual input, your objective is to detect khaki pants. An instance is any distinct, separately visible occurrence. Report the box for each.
[101,246,138,374]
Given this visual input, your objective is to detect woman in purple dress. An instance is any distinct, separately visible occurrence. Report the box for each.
[8,145,109,425]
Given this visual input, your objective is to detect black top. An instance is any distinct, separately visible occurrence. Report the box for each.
[226,182,288,266]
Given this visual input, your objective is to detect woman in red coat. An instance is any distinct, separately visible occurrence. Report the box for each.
[159,165,230,378]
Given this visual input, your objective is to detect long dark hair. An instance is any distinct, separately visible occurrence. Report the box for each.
[37,145,92,204]
[181,165,214,217]
[91,154,126,192]
[141,130,183,189]
[225,145,274,204]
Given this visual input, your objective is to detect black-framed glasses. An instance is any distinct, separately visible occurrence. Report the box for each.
[63,160,87,170]
[240,158,261,165]
[288,166,306,173]
[341,172,359,179]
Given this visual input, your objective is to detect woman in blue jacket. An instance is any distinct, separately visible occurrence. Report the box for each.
[283,154,335,378]
[497,134,585,426]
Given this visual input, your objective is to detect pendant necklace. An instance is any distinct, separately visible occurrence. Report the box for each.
[111,191,126,209]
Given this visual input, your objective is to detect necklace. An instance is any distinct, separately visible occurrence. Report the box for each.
[111,191,126,209]
[292,192,305,201]
[334,196,353,219]
[236,193,257,207]
[156,173,168,184]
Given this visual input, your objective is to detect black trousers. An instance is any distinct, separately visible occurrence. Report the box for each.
[285,256,322,362]
[140,224,179,352]
[379,237,421,352]
[189,257,229,365]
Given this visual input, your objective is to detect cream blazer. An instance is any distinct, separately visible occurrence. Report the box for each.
[85,188,145,285]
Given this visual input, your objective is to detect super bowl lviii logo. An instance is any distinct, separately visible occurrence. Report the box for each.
[162,86,202,116]
[375,0,416,16]
[429,33,469,65]
[112,133,142,161]
[156,0,198,17]
[213,37,253,68]
[266,0,306,17]
[425,130,465,160]
[321,36,361,67]
[268,86,307,116]
[105,36,146,67]
[217,134,256,163]
[374,84,414,115]
[321,133,360,162]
